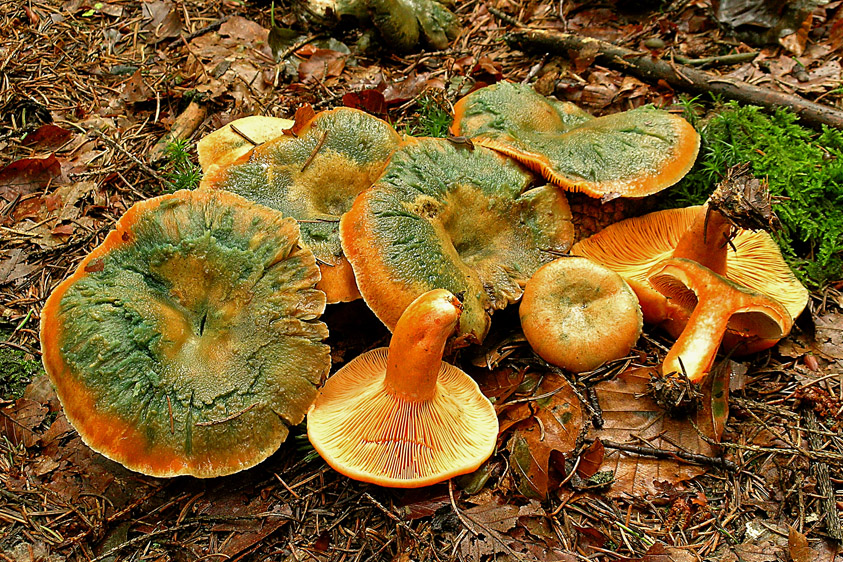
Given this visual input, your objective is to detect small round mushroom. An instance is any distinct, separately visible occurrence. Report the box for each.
[520,257,643,373]
[40,190,330,478]
[340,136,574,345]
[451,82,700,199]
[201,107,402,303]
[648,258,791,382]
[307,289,499,488]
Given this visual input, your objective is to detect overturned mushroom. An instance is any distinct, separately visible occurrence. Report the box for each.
[451,82,700,199]
[520,257,643,373]
[202,107,402,303]
[40,190,330,478]
[340,136,574,344]
[571,202,808,352]
[648,258,791,382]
[307,289,498,487]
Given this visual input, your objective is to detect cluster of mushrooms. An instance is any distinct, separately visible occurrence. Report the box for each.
[40,82,808,487]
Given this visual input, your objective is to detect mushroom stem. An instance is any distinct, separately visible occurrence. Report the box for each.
[384,289,463,402]
[662,300,733,382]
[672,205,732,274]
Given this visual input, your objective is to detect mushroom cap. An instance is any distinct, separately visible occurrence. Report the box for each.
[340,136,574,344]
[202,107,402,303]
[197,115,294,183]
[306,347,498,487]
[520,257,643,373]
[40,189,331,478]
[570,206,809,329]
[451,82,700,199]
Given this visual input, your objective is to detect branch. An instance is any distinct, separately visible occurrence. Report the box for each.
[506,29,843,130]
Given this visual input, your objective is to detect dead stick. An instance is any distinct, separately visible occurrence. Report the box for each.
[589,438,738,471]
[803,409,843,541]
[506,29,843,130]
[148,101,208,163]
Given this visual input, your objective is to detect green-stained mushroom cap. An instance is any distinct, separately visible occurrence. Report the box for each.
[340,137,574,345]
[451,82,700,199]
[40,190,331,478]
[202,108,402,303]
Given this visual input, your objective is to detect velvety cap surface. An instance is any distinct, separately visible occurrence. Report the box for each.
[340,137,574,344]
[40,189,330,478]
[202,108,402,302]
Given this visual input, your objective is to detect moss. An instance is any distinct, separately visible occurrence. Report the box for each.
[663,102,843,289]
[0,343,42,400]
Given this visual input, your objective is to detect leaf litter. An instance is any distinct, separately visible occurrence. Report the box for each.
[2,0,843,560]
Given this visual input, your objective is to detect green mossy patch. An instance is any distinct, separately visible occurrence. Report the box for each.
[664,102,843,288]
[0,342,42,400]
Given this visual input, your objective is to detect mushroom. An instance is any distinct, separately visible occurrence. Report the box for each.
[340,136,574,345]
[201,107,402,303]
[306,289,498,487]
[451,82,700,199]
[40,189,331,478]
[197,115,294,183]
[520,257,643,373]
[647,258,791,382]
[570,205,808,352]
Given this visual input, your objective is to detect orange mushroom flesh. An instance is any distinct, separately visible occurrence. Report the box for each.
[340,136,574,345]
[307,289,499,488]
[570,206,809,346]
[201,107,402,303]
[648,258,791,382]
[40,190,330,478]
[520,257,643,373]
[451,82,700,199]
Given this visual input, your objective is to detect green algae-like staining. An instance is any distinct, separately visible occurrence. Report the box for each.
[44,190,330,478]
[342,138,574,344]
[453,82,699,198]
[210,108,402,266]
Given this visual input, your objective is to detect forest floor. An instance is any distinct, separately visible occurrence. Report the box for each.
[2,0,843,560]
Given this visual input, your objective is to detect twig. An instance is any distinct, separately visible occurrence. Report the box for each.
[487,6,523,27]
[803,409,843,541]
[506,30,843,130]
[590,438,738,471]
[300,130,328,173]
[362,493,423,542]
[448,480,521,558]
[674,51,759,67]
[89,522,201,562]
[195,403,257,427]
[76,126,175,190]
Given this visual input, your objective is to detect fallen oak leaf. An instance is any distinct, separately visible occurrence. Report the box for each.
[0,154,62,201]
[283,104,316,137]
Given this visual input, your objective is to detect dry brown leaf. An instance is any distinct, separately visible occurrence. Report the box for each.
[577,438,604,478]
[121,69,153,104]
[298,49,347,84]
[788,526,813,562]
[813,312,843,359]
[0,155,62,201]
[141,1,182,41]
[22,124,73,151]
[590,368,719,497]
[618,542,698,561]
[508,374,582,498]
[476,366,524,412]
[0,399,49,448]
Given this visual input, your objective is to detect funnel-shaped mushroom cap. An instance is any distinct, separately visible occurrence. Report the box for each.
[202,108,402,303]
[340,137,574,345]
[40,190,330,478]
[520,257,643,373]
[197,115,294,180]
[648,258,791,382]
[307,289,498,487]
[451,82,700,199]
[570,206,809,328]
